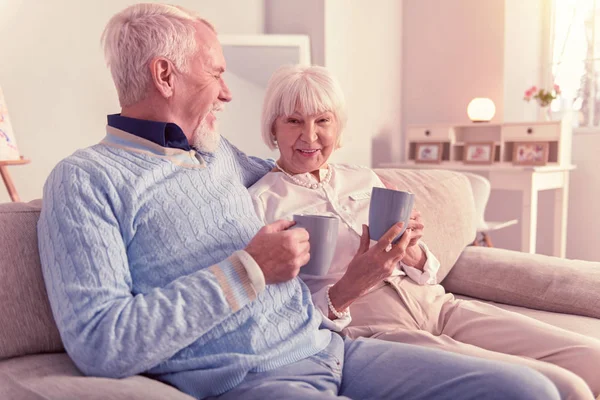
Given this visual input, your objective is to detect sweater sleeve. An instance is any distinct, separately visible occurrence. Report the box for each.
[37,161,262,379]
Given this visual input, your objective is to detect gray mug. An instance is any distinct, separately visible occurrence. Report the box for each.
[292,214,339,276]
[368,187,415,243]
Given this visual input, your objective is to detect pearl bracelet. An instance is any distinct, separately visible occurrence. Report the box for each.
[326,285,350,319]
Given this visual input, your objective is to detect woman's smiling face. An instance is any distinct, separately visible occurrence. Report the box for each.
[273,109,338,175]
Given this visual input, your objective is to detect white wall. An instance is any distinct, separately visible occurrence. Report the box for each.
[503,0,543,122]
[0,0,264,203]
[324,0,403,167]
[401,0,505,137]
[264,0,325,65]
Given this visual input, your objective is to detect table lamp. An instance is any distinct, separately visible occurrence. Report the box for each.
[0,85,21,161]
[467,97,496,123]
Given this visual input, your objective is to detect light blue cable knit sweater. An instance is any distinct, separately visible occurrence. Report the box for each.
[37,127,330,399]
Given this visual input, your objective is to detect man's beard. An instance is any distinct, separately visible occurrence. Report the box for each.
[191,118,220,153]
[191,104,223,153]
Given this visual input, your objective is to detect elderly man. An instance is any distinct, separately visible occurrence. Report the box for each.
[37,4,559,400]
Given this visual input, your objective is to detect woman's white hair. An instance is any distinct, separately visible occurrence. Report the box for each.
[261,65,347,150]
[101,3,215,107]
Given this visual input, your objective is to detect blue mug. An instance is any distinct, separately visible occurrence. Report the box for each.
[368,187,415,243]
[292,214,339,276]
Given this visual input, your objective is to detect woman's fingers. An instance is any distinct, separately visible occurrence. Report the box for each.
[375,222,405,251]
[389,228,412,262]
[356,224,371,255]
[410,209,421,220]
[408,220,424,231]
[408,209,424,246]
[408,224,423,242]
[409,209,424,232]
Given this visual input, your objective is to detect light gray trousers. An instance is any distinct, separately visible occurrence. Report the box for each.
[209,332,559,400]
[343,276,600,400]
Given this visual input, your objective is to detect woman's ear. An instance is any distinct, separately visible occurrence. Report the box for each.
[271,122,279,148]
[150,57,175,99]
[335,132,343,149]
[334,119,344,149]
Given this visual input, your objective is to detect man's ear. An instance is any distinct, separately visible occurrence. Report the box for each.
[150,57,175,99]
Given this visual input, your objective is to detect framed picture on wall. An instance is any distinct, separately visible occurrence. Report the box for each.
[512,142,549,166]
[414,142,442,163]
[464,142,495,164]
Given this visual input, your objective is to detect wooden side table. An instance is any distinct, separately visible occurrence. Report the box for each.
[0,157,30,202]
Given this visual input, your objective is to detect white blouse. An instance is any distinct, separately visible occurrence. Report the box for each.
[249,164,440,331]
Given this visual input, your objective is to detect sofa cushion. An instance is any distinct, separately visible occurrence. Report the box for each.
[0,200,64,361]
[0,352,194,400]
[445,246,600,320]
[374,169,476,281]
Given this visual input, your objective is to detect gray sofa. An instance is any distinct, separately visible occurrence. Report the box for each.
[1,168,599,399]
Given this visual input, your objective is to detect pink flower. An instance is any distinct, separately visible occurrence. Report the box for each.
[553,84,561,94]
[524,86,539,99]
[523,84,559,106]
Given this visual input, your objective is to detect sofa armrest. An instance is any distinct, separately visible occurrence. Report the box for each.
[442,246,600,319]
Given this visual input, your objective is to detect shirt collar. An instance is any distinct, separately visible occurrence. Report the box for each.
[107,114,191,151]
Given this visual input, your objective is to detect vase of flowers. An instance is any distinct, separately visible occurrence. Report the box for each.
[523,84,561,121]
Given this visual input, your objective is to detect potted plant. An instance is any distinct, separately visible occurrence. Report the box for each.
[523,84,561,121]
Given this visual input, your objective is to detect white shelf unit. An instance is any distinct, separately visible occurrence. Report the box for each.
[404,119,573,167]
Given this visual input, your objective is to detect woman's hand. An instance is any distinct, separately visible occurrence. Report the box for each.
[327,223,412,316]
[407,209,424,246]
[402,209,426,268]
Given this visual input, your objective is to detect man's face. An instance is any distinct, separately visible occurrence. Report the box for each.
[175,23,231,152]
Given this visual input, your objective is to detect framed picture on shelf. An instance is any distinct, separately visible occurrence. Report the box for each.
[414,142,442,164]
[464,142,495,164]
[512,141,549,166]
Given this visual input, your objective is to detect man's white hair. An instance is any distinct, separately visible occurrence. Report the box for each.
[101,3,215,107]
[261,65,347,150]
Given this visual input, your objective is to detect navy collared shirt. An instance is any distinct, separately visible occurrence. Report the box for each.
[107,114,192,151]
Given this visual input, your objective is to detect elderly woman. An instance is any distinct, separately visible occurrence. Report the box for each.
[248,65,600,399]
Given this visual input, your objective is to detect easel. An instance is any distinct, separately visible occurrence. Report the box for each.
[0,157,30,202]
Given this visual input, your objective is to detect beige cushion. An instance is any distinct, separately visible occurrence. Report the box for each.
[0,200,64,360]
[0,353,194,400]
[374,169,476,281]
[445,246,600,319]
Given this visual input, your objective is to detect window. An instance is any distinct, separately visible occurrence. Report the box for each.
[551,0,600,128]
